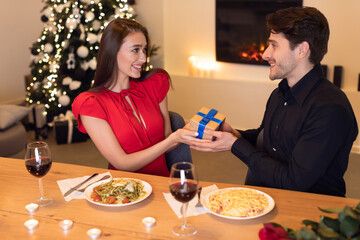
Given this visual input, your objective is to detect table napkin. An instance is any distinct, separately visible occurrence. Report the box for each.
[163,184,218,218]
[57,172,112,202]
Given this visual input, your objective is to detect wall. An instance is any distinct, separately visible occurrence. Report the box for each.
[0,0,44,104]
[134,0,164,68]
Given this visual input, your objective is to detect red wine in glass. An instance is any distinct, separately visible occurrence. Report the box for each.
[25,157,52,177]
[169,162,198,236]
[25,141,53,206]
[170,181,198,203]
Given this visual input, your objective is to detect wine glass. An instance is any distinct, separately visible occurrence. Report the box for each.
[169,162,198,236]
[25,141,53,206]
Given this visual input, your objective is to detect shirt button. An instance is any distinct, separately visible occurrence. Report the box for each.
[272,147,277,152]
[284,102,288,106]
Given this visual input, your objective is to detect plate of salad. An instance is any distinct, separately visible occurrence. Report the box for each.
[84,178,152,207]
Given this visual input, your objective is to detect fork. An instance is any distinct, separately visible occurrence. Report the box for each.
[195,186,203,209]
[75,175,111,192]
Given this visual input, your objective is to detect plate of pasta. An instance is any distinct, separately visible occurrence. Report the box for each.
[84,178,152,207]
[202,187,275,220]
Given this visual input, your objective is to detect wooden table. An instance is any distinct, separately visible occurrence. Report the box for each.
[1,157,359,239]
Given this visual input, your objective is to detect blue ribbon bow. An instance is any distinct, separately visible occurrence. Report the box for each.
[196,109,223,139]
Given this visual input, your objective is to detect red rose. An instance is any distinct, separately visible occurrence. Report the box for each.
[259,223,289,240]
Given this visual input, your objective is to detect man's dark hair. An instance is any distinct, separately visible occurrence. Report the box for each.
[266,7,329,65]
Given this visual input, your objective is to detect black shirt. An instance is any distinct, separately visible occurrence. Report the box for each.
[231,64,358,197]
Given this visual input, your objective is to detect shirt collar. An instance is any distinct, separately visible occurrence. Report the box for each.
[278,64,323,106]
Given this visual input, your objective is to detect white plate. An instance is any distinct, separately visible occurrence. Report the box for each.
[84,178,152,207]
[201,187,275,220]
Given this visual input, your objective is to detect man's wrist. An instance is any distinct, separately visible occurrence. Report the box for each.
[232,129,241,138]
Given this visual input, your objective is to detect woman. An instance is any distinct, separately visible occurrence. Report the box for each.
[72,19,196,177]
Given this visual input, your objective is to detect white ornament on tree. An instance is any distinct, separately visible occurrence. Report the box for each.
[85,12,95,22]
[77,46,89,58]
[81,0,92,4]
[88,58,97,70]
[49,62,58,72]
[63,40,70,49]
[55,4,65,13]
[97,33,103,42]
[80,61,89,71]
[79,24,86,41]
[47,24,58,33]
[92,20,101,31]
[44,43,53,53]
[69,81,81,90]
[65,18,78,30]
[128,7,135,15]
[87,33,98,44]
[62,77,73,85]
[43,8,52,18]
[59,95,70,106]
[33,82,41,90]
[72,8,81,24]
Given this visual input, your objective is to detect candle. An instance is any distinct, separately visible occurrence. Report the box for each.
[25,203,39,213]
[142,217,156,227]
[24,219,39,230]
[188,56,197,76]
[87,228,101,239]
[59,220,73,230]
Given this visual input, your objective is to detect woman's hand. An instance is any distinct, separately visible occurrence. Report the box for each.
[167,127,199,148]
[188,129,239,152]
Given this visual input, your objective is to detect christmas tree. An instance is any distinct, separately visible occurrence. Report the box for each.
[27,0,137,120]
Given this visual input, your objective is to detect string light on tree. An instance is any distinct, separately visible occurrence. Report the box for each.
[27,0,140,120]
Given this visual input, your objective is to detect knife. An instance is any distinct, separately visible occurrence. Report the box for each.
[63,173,99,197]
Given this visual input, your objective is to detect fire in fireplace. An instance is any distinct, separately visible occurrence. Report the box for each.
[216,0,303,66]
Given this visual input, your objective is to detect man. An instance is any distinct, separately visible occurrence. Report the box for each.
[190,7,358,197]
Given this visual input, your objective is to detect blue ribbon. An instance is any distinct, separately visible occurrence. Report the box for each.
[196,109,223,139]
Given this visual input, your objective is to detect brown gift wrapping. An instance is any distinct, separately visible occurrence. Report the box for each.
[189,107,226,140]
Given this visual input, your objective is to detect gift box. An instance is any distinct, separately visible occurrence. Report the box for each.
[189,107,226,140]
[54,111,88,144]
[26,103,48,140]
[28,104,47,129]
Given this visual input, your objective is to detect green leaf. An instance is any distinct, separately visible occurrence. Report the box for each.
[317,226,342,238]
[321,216,340,232]
[318,207,344,214]
[356,202,360,211]
[340,215,359,237]
[339,212,347,222]
[303,220,319,229]
[318,221,343,238]
[294,228,319,240]
[353,207,360,215]
[344,206,359,220]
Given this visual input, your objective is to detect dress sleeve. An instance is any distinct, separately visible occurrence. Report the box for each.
[71,92,107,133]
[148,72,170,103]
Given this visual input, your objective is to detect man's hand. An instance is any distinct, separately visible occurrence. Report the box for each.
[189,129,238,152]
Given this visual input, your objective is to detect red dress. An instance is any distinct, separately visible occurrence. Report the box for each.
[72,72,170,177]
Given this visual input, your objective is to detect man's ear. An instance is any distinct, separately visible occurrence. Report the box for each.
[297,41,310,59]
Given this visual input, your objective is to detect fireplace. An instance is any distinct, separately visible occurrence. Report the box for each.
[216,0,303,65]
